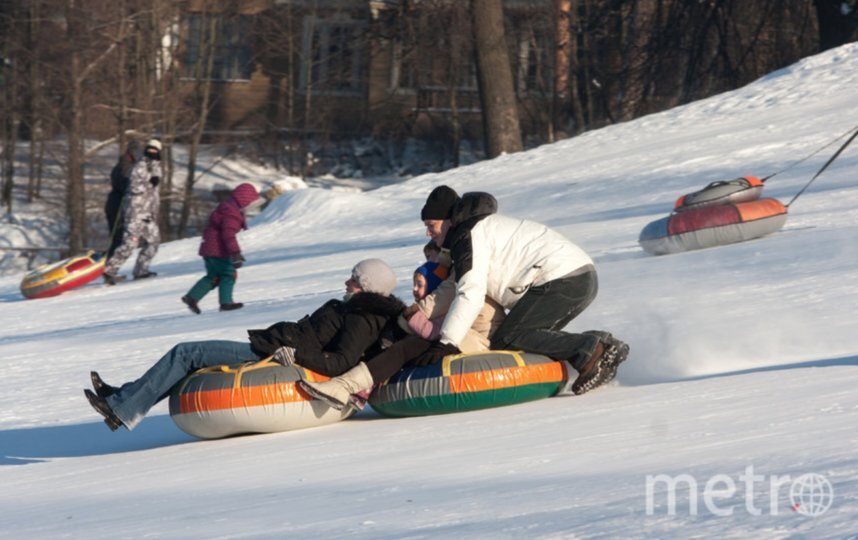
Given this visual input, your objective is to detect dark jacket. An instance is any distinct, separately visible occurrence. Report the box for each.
[443,191,498,281]
[104,153,136,223]
[199,183,260,259]
[247,292,406,376]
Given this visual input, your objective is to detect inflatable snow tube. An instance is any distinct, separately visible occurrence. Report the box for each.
[674,176,764,212]
[369,350,568,417]
[20,250,106,299]
[639,198,787,255]
[169,359,354,439]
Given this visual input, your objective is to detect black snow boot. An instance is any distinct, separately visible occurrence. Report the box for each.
[134,271,158,280]
[571,332,630,395]
[220,302,244,311]
[102,273,126,286]
[84,389,124,431]
[181,295,201,315]
[90,371,117,398]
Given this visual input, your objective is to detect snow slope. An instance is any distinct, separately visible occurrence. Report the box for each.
[2,44,858,538]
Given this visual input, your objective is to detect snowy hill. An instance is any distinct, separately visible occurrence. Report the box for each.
[2,44,858,538]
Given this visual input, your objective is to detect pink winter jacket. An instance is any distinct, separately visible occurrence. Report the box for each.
[198,183,259,259]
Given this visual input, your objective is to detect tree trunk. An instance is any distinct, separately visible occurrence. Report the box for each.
[158,0,179,240]
[553,0,572,141]
[27,0,43,203]
[116,0,128,154]
[580,0,596,128]
[179,13,218,237]
[63,0,119,252]
[471,0,522,158]
[2,61,18,215]
[301,12,316,178]
[1,1,20,215]
[66,0,87,253]
[567,0,585,134]
[447,6,466,167]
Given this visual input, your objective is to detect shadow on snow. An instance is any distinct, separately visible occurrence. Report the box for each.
[0,415,194,465]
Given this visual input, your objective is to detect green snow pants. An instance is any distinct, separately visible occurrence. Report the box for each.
[185,256,238,305]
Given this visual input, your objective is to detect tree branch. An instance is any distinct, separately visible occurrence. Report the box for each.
[77,41,118,84]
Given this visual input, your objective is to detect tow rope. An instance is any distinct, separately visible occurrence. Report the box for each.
[785,125,858,208]
[756,123,858,208]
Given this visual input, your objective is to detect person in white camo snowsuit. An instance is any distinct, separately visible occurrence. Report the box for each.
[103,139,163,284]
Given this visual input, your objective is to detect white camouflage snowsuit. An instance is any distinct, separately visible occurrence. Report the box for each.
[104,157,162,277]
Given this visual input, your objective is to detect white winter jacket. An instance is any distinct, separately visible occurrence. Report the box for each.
[440,194,593,347]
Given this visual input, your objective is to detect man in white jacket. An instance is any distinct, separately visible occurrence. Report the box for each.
[416,185,628,394]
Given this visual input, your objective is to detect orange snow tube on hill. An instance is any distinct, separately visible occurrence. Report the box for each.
[169,359,354,439]
[20,250,106,299]
[639,198,788,255]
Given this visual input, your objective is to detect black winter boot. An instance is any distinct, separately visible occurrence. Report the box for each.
[84,389,124,431]
[90,371,117,398]
[571,333,629,395]
[220,302,244,311]
[181,295,201,314]
[134,271,158,280]
[103,273,126,286]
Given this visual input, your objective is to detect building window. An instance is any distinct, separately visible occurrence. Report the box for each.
[515,24,553,96]
[390,34,477,93]
[184,13,253,81]
[301,18,367,94]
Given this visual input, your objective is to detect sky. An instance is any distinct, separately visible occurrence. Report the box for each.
[0,43,857,539]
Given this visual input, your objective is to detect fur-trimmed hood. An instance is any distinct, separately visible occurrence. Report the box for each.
[345,292,406,317]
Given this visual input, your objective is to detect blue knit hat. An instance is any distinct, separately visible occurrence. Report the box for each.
[415,261,447,295]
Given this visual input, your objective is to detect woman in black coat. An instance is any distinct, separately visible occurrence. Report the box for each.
[104,140,141,257]
[84,259,405,432]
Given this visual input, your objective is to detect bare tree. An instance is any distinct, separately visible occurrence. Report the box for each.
[471,0,522,157]
[156,0,182,240]
[60,0,128,252]
[445,4,470,167]
[178,6,220,237]
[25,0,48,203]
[0,0,24,215]
[552,0,573,141]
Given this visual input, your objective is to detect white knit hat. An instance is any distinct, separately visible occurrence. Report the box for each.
[145,139,162,151]
[351,259,397,296]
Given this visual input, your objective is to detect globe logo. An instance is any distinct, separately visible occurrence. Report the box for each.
[789,473,834,517]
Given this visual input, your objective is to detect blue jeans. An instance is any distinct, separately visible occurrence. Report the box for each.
[107,340,255,430]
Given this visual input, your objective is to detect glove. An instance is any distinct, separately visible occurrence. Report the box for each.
[272,346,297,366]
[248,329,276,358]
[247,322,302,358]
[149,176,160,187]
[402,303,419,320]
[231,253,246,269]
[411,341,460,367]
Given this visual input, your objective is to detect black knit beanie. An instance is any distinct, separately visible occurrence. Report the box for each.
[421,185,460,220]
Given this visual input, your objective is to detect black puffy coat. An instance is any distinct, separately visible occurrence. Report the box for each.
[104,155,134,224]
[247,292,406,376]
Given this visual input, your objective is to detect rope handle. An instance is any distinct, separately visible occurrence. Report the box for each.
[786,125,858,208]
[763,123,858,183]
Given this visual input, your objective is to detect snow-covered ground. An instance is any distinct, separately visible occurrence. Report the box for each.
[2,44,858,538]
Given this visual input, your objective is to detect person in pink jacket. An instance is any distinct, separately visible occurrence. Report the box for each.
[401,261,447,337]
[181,183,259,313]
[402,258,506,352]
